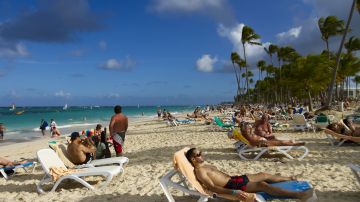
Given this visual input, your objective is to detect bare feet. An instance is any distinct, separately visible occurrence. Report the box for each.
[299,188,314,202]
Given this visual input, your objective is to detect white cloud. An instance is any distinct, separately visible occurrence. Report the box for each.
[217,23,270,65]
[150,0,224,12]
[149,0,235,24]
[196,54,217,72]
[55,90,71,98]
[0,41,29,58]
[100,57,136,70]
[99,40,107,50]
[276,0,359,55]
[276,26,302,41]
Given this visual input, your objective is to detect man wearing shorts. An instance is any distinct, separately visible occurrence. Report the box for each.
[109,105,128,157]
[186,148,313,201]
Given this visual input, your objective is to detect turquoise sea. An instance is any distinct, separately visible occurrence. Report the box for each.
[0,105,195,139]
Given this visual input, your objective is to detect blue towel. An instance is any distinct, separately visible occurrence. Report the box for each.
[1,162,34,171]
[257,181,311,200]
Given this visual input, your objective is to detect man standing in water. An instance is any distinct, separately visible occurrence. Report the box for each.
[109,105,128,156]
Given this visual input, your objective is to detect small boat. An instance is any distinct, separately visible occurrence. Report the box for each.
[9,103,16,111]
[15,110,25,115]
[63,104,68,110]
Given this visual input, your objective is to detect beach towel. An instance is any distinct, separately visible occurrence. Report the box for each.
[49,167,79,181]
[113,132,125,154]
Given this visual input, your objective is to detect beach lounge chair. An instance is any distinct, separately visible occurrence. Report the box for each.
[50,143,129,168]
[159,147,262,202]
[159,148,316,202]
[0,161,37,180]
[213,116,234,129]
[292,114,314,132]
[348,164,360,183]
[313,114,330,130]
[36,148,122,193]
[323,128,360,146]
[229,130,309,160]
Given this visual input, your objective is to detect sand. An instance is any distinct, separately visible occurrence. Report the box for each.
[0,114,359,202]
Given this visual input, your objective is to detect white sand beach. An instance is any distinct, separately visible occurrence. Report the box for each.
[0,114,359,202]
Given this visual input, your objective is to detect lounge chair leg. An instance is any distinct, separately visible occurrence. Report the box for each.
[51,176,95,192]
[159,180,176,202]
[0,170,8,180]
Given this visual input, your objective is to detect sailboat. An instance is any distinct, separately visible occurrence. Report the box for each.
[63,104,68,110]
[9,103,16,111]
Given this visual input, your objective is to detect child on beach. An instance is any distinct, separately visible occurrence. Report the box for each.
[0,123,5,141]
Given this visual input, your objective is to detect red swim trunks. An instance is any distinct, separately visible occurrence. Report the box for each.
[224,175,249,191]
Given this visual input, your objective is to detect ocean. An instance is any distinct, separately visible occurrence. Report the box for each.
[0,105,196,140]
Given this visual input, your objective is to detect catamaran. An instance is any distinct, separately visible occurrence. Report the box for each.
[63,104,68,110]
[9,103,15,111]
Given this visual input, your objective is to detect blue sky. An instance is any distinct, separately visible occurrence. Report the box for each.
[0,0,359,106]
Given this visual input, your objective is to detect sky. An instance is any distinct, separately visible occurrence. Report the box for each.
[0,0,359,106]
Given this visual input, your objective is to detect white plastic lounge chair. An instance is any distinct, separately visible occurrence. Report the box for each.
[53,143,129,168]
[159,147,262,202]
[159,148,316,202]
[0,161,37,180]
[292,114,314,132]
[348,164,360,183]
[36,149,122,193]
[230,130,308,160]
[323,128,360,146]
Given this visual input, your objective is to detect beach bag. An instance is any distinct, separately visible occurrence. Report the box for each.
[104,147,112,158]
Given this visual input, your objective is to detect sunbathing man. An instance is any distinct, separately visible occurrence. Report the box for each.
[0,157,27,167]
[186,148,313,201]
[67,132,96,165]
[241,122,305,147]
[254,114,275,139]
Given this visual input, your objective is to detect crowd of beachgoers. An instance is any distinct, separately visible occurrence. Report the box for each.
[0,102,360,202]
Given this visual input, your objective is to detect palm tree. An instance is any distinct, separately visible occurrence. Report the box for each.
[241,25,261,100]
[357,0,360,13]
[231,52,241,100]
[264,44,278,66]
[353,75,360,97]
[257,60,266,80]
[318,16,345,60]
[345,36,360,53]
[326,0,357,107]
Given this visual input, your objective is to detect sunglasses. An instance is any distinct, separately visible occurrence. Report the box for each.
[194,151,202,157]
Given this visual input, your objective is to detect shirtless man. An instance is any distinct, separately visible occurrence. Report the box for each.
[186,148,313,201]
[0,157,27,167]
[67,132,96,165]
[109,105,128,156]
[254,114,275,139]
[241,122,305,147]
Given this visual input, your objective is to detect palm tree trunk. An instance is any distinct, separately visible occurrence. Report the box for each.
[242,44,249,103]
[326,0,356,107]
[232,62,241,100]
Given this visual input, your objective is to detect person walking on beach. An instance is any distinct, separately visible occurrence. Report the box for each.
[0,123,5,141]
[39,119,48,136]
[157,107,162,118]
[109,105,128,157]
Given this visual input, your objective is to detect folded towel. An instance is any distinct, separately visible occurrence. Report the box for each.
[49,167,79,181]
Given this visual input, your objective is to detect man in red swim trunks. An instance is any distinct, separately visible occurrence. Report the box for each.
[109,105,128,157]
[185,148,313,201]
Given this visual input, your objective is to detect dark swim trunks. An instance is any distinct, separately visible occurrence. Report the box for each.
[77,153,93,165]
[224,175,249,191]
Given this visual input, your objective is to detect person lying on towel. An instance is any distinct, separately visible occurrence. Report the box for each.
[185,148,313,201]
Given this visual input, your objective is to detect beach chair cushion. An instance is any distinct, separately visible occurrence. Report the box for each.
[49,143,75,168]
